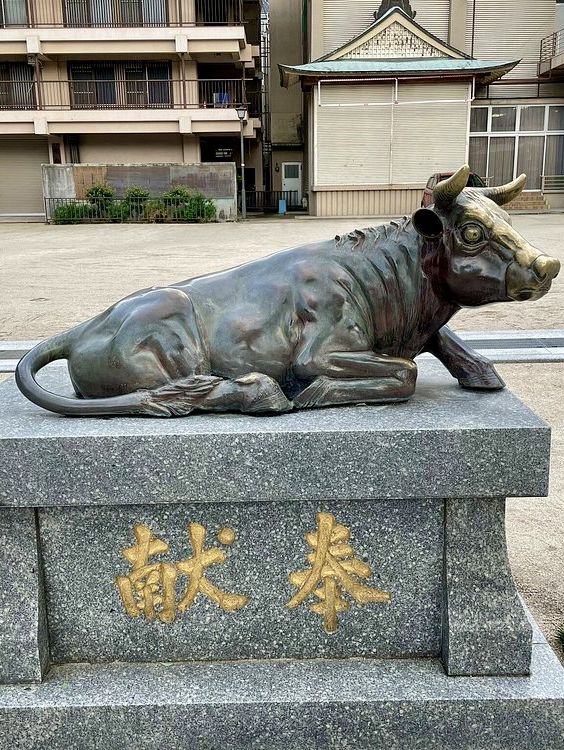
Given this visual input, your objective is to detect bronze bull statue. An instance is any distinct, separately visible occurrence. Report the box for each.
[16,165,560,418]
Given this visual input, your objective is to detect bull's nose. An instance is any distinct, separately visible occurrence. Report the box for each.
[533,255,561,281]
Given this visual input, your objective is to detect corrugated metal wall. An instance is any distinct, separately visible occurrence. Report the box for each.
[316,85,393,185]
[311,188,422,216]
[465,0,555,97]
[321,0,450,56]
[393,82,469,182]
[0,136,50,216]
[314,82,469,187]
[411,0,450,42]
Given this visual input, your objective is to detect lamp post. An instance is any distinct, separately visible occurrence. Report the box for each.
[236,104,247,220]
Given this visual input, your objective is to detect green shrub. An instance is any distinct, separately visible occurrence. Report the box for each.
[108,200,130,222]
[143,199,169,223]
[161,185,192,205]
[85,183,115,202]
[52,202,94,224]
[85,183,115,214]
[124,185,150,201]
[50,186,217,224]
[166,194,216,222]
[123,186,150,220]
[159,187,216,222]
[191,192,217,222]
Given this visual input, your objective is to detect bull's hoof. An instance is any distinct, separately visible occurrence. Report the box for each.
[457,363,505,391]
[235,373,293,413]
[293,376,332,409]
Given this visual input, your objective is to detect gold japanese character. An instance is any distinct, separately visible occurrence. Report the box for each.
[116,524,177,623]
[176,523,249,612]
[287,512,391,633]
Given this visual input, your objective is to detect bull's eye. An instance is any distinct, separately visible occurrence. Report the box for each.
[461,224,484,245]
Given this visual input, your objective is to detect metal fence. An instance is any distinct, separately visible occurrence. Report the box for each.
[45,195,218,223]
[0,0,243,27]
[245,191,303,213]
[541,175,564,193]
[0,78,247,110]
[540,29,564,62]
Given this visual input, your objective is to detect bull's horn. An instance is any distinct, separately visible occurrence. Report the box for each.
[433,165,470,210]
[476,174,527,206]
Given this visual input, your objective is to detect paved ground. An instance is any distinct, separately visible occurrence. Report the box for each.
[1,216,563,657]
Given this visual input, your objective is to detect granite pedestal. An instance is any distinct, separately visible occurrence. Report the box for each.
[0,361,563,749]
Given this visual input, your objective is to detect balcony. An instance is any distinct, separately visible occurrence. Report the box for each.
[0,0,245,27]
[0,76,251,108]
[539,28,564,78]
[0,74,261,136]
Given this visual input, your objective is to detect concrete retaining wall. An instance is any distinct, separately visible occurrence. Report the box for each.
[42,163,237,221]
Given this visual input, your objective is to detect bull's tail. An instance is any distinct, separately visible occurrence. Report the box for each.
[15,336,223,418]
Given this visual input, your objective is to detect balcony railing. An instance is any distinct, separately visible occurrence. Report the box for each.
[0,0,243,27]
[540,29,564,62]
[0,78,250,110]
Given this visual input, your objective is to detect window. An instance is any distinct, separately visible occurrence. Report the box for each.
[63,0,167,26]
[470,108,488,133]
[545,135,564,176]
[196,0,239,24]
[519,106,545,132]
[51,143,62,164]
[120,0,142,25]
[0,0,27,26]
[517,137,544,189]
[123,63,172,107]
[64,135,80,163]
[468,104,564,190]
[489,137,515,184]
[284,164,300,179]
[69,64,116,107]
[468,137,488,180]
[0,63,35,109]
[69,62,171,108]
[548,106,564,132]
[491,107,516,133]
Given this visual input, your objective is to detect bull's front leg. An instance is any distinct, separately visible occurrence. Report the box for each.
[426,326,505,390]
[293,351,417,409]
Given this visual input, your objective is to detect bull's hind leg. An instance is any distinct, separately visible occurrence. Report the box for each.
[293,351,417,409]
[142,372,292,417]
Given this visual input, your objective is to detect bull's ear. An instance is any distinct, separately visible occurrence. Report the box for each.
[412,208,443,239]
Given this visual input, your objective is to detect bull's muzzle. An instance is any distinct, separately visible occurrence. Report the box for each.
[507,252,561,301]
[532,255,561,283]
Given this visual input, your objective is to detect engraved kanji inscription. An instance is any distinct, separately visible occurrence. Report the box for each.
[286,512,391,633]
[116,523,248,622]
[177,523,249,613]
[115,524,177,623]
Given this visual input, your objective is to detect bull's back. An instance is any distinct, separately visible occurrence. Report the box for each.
[178,240,341,380]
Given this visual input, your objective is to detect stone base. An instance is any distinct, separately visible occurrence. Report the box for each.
[1,634,562,749]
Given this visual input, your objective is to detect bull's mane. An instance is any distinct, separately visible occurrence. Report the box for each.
[333,217,413,253]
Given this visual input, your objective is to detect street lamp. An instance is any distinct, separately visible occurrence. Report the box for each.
[236,104,247,220]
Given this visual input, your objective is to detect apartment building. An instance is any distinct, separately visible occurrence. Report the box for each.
[0,0,263,217]
[274,0,564,216]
